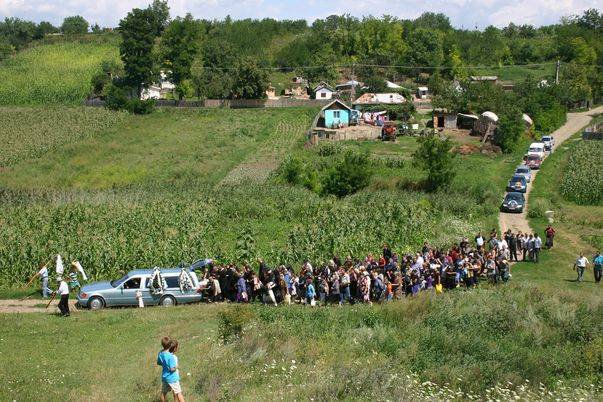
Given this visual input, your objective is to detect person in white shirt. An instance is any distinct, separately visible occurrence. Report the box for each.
[30,262,52,298]
[574,254,589,283]
[533,234,542,263]
[54,276,70,317]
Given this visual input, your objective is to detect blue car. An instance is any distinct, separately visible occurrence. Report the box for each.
[500,192,526,213]
[77,267,204,310]
[507,175,528,193]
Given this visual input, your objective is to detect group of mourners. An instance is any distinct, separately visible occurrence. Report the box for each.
[198,227,563,306]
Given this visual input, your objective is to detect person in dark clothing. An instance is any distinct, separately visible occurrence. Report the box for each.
[508,232,518,262]
[545,225,556,249]
[54,276,70,317]
[383,243,392,263]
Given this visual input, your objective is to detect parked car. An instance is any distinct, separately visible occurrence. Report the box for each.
[77,268,202,310]
[507,175,528,193]
[526,154,543,169]
[501,192,526,213]
[527,142,545,159]
[515,165,532,182]
[541,135,555,151]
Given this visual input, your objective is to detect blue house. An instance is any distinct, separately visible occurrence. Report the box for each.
[319,99,352,129]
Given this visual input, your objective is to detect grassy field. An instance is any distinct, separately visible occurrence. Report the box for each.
[0,39,118,106]
[0,283,600,401]
[1,105,601,400]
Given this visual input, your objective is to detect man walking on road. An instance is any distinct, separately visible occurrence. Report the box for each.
[574,253,589,283]
[593,251,602,284]
[533,234,542,263]
[54,276,70,317]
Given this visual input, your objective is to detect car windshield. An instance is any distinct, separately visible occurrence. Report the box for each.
[110,275,129,288]
[511,176,525,182]
[542,136,551,141]
[516,167,529,173]
[528,155,540,161]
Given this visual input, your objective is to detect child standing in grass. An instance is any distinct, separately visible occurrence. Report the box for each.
[157,337,184,402]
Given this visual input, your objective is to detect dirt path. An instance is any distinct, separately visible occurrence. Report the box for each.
[498,106,603,235]
[0,298,79,314]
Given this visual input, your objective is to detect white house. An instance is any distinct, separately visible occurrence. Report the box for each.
[314,82,335,100]
[353,92,406,108]
[417,86,429,99]
[140,85,162,100]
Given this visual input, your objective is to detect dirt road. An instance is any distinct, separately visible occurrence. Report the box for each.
[0,298,79,314]
[498,106,603,235]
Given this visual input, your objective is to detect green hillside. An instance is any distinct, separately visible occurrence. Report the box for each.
[0,39,118,106]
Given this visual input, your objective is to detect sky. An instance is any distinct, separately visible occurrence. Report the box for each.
[0,0,600,29]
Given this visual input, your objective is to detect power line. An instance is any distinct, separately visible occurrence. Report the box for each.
[193,62,602,71]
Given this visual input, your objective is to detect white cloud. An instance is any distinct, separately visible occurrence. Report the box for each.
[0,0,598,28]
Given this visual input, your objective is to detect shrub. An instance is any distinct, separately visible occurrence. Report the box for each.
[321,151,372,198]
[495,108,524,153]
[126,98,156,115]
[413,134,456,191]
[104,83,130,111]
[218,307,256,343]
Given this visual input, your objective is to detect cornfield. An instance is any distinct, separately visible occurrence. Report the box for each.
[0,185,484,287]
[0,107,126,167]
[0,41,118,106]
[560,140,603,205]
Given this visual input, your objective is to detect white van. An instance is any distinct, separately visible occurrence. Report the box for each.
[527,142,545,159]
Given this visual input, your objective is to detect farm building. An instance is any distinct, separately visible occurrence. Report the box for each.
[457,113,479,129]
[314,82,335,100]
[140,71,175,100]
[470,76,498,84]
[317,99,352,129]
[335,80,362,93]
[353,93,406,109]
[386,80,401,89]
[433,109,458,129]
[416,86,429,99]
[472,111,499,139]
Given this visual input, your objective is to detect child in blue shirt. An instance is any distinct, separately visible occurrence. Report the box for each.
[157,337,184,402]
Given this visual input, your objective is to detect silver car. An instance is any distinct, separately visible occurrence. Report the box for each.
[515,165,532,182]
[77,268,202,310]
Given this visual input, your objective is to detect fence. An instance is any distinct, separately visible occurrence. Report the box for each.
[85,98,331,109]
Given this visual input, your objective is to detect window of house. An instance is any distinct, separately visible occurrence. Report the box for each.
[321,92,326,98]
[333,111,340,118]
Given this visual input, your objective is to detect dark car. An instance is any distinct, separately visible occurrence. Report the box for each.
[507,175,527,193]
[501,192,526,213]
[526,154,542,170]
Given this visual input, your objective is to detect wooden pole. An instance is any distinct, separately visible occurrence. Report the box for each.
[45,292,57,309]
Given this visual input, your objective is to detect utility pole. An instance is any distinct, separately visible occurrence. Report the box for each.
[555,60,560,84]
[350,62,356,106]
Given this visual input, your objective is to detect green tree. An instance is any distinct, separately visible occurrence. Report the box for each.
[494,108,524,153]
[406,28,443,70]
[149,0,170,36]
[160,14,201,100]
[90,23,102,34]
[413,135,456,191]
[297,45,339,87]
[0,40,14,61]
[60,16,89,35]
[321,152,372,198]
[230,57,269,99]
[118,8,158,97]
[34,21,58,39]
[0,17,37,49]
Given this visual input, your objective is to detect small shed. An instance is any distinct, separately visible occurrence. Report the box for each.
[318,99,352,129]
[433,108,457,129]
[472,111,499,140]
[335,80,362,93]
[457,113,479,129]
[416,86,429,99]
[314,82,335,100]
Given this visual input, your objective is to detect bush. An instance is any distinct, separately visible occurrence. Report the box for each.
[495,108,524,153]
[104,83,130,111]
[321,151,372,198]
[218,307,256,343]
[126,99,156,115]
[413,135,456,191]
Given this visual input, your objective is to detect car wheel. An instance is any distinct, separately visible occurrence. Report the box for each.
[160,295,176,307]
[88,296,105,310]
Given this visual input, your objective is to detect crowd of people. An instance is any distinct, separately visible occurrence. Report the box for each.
[197,228,559,306]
